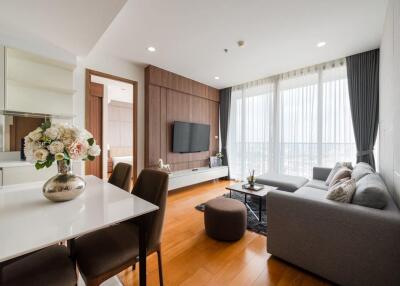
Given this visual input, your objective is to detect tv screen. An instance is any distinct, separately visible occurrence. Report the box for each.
[173,121,210,153]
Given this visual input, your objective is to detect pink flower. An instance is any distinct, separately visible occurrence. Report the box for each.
[67,138,88,160]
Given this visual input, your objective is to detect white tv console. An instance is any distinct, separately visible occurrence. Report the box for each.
[168,166,229,191]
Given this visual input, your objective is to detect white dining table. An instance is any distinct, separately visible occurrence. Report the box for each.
[0,175,158,286]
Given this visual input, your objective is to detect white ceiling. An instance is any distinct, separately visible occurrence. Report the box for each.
[94,0,387,88]
[0,0,388,89]
[0,0,127,56]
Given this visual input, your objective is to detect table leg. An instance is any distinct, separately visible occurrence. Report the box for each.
[229,190,232,198]
[245,194,247,204]
[259,197,262,222]
[139,219,147,286]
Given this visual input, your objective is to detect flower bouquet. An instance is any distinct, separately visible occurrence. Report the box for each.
[25,121,101,202]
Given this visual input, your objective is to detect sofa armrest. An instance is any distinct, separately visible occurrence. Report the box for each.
[312,167,331,181]
[266,190,400,286]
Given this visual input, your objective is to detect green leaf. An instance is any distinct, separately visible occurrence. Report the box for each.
[35,162,45,170]
[63,151,70,160]
[40,120,51,131]
[45,159,54,168]
[87,155,95,161]
[87,138,95,146]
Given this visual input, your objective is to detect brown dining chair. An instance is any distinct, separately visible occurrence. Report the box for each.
[108,162,132,192]
[73,169,169,286]
[0,245,77,286]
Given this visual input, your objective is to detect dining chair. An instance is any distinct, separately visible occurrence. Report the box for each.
[0,245,77,286]
[108,162,132,192]
[73,169,169,286]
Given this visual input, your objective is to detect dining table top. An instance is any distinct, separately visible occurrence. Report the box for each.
[0,175,159,263]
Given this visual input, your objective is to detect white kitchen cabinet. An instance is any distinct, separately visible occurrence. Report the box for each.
[2,47,75,117]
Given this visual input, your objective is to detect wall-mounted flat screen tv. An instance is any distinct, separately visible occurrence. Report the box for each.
[173,121,210,153]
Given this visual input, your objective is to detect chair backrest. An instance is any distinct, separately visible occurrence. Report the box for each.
[108,162,132,192]
[132,169,169,252]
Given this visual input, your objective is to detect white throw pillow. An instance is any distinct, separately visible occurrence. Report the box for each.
[327,178,356,203]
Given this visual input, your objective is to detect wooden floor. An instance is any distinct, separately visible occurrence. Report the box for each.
[118,180,332,286]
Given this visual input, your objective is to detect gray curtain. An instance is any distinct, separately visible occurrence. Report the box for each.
[346,49,379,169]
[219,88,231,166]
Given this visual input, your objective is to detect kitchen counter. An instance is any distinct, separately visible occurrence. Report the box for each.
[0,160,34,168]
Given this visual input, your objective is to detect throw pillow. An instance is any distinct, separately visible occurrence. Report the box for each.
[327,178,356,203]
[329,167,352,188]
[351,162,375,182]
[352,173,388,209]
[325,162,354,185]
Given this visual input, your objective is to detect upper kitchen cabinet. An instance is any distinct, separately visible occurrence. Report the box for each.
[0,46,75,117]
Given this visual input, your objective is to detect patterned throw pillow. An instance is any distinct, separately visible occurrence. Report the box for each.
[329,167,352,188]
[325,162,353,185]
[327,178,356,203]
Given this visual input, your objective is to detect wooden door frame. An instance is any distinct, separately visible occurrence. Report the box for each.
[85,69,138,182]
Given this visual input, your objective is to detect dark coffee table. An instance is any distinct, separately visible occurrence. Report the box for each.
[226,183,278,221]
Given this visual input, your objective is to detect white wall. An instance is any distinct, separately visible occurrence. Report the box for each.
[379,0,400,206]
[0,32,75,65]
[73,48,145,177]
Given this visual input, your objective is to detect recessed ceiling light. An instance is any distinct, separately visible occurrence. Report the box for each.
[214,76,220,80]
[317,41,327,48]
[147,46,156,52]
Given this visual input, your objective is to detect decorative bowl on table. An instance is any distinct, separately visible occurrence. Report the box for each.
[24,121,101,202]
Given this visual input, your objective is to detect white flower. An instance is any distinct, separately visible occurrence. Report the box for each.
[48,141,64,154]
[33,148,49,161]
[44,127,60,140]
[83,129,93,140]
[28,128,42,141]
[67,138,89,160]
[88,144,101,157]
[24,136,42,156]
[54,153,65,161]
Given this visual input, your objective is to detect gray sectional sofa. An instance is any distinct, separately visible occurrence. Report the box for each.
[263,163,400,286]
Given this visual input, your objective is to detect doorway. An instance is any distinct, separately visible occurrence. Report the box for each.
[85,69,138,182]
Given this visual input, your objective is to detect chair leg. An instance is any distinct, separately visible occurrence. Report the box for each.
[132,263,136,271]
[157,248,164,286]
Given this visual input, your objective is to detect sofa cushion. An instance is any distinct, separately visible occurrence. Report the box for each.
[255,173,308,192]
[326,178,356,203]
[351,162,374,182]
[305,180,329,191]
[294,187,327,201]
[329,167,352,187]
[352,173,388,209]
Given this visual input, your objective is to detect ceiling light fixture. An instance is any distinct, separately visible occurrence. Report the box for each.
[316,41,327,48]
[214,76,220,80]
[147,46,156,52]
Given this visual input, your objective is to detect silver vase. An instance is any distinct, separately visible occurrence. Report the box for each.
[43,160,86,202]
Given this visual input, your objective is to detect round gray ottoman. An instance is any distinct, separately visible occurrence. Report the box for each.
[204,197,247,241]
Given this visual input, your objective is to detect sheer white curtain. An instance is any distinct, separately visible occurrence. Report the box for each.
[277,71,319,177]
[321,64,356,167]
[227,80,275,180]
[227,59,356,179]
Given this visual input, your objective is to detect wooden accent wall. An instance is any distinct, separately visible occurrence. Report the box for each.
[145,65,220,171]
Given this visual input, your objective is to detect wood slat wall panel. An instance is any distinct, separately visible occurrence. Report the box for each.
[147,85,161,166]
[209,101,220,155]
[145,65,220,171]
[160,87,168,163]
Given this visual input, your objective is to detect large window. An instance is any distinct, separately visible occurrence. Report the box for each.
[228,81,275,179]
[227,60,356,179]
